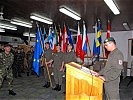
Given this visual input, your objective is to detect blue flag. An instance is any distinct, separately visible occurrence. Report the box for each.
[67,27,74,49]
[33,26,43,76]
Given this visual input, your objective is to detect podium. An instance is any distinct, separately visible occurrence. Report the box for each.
[65,62,104,100]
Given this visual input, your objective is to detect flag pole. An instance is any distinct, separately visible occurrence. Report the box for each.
[101,43,105,58]
[44,58,53,87]
[87,42,92,56]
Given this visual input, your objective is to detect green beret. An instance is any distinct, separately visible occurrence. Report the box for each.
[104,37,115,43]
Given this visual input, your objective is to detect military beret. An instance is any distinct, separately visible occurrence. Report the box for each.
[4,44,12,47]
[104,37,115,43]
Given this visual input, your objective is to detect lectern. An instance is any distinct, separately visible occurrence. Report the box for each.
[65,62,104,100]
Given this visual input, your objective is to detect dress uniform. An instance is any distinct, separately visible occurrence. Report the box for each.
[64,45,77,64]
[63,44,77,93]
[52,44,64,91]
[98,37,124,100]
[42,42,53,88]
[0,44,16,95]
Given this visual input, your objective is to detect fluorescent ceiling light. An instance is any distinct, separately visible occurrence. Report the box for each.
[0,21,17,30]
[123,22,130,30]
[30,13,53,24]
[11,17,32,28]
[0,28,5,32]
[59,5,81,20]
[104,0,120,15]
[23,32,36,37]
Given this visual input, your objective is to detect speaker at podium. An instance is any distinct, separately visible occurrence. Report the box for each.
[65,62,104,100]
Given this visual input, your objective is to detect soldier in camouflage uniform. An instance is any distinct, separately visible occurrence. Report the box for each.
[14,48,23,77]
[26,46,34,76]
[42,42,53,88]
[0,44,16,95]
[47,44,64,91]
[20,48,25,73]
[94,37,124,100]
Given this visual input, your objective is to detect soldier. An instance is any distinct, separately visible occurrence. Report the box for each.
[47,44,64,91]
[64,44,77,64]
[14,48,23,77]
[20,48,25,73]
[0,44,16,95]
[94,37,124,100]
[63,44,77,93]
[12,47,17,78]
[42,42,53,88]
[26,46,34,76]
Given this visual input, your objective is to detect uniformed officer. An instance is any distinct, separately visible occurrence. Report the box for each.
[42,42,53,88]
[64,43,77,64]
[63,43,77,94]
[47,44,64,91]
[94,37,124,100]
[0,44,16,95]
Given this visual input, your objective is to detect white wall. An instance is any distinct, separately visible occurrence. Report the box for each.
[87,30,133,61]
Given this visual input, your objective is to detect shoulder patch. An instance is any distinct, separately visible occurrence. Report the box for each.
[119,60,123,65]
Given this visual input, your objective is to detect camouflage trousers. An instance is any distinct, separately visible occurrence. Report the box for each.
[0,68,13,90]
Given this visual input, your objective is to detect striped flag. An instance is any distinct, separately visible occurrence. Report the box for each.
[62,24,68,52]
[76,22,82,57]
[80,21,87,61]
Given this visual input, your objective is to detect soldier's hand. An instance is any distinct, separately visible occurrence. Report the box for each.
[99,76,105,81]
[59,67,64,72]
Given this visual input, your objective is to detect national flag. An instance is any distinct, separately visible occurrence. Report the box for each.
[40,27,45,50]
[96,19,102,55]
[67,27,74,49]
[59,26,63,52]
[33,26,43,76]
[52,26,58,52]
[48,27,54,50]
[105,20,111,57]
[62,24,68,52]
[93,19,102,56]
[76,22,82,57]
[81,21,87,61]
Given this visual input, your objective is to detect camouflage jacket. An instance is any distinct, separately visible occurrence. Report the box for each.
[0,52,14,69]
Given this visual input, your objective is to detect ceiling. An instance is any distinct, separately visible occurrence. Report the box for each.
[0,0,133,40]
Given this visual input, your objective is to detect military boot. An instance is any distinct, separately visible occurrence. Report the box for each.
[27,72,29,76]
[52,84,59,90]
[9,90,16,95]
[57,85,61,91]
[46,82,50,88]
[43,82,50,88]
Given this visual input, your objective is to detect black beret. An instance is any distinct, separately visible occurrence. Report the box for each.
[4,44,12,47]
